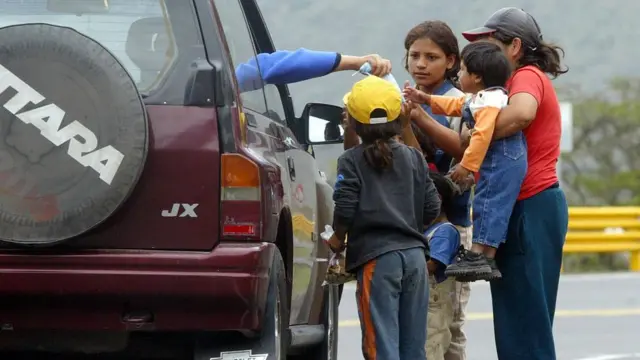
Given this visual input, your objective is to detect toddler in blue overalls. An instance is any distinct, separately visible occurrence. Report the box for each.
[404,41,527,282]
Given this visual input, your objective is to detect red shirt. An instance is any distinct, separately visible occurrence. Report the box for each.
[506,66,561,200]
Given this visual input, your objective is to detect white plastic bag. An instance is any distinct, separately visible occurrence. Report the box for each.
[356,62,405,102]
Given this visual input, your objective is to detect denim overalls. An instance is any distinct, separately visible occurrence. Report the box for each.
[462,88,528,247]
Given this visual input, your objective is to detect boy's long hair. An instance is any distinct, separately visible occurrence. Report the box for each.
[429,171,455,217]
[411,123,437,163]
[352,109,403,172]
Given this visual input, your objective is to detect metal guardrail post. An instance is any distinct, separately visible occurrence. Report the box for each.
[631,251,640,272]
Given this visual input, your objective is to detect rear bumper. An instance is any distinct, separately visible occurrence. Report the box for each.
[0,242,276,331]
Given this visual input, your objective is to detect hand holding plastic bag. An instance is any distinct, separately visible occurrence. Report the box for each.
[357,62,405,102]
[321,225,356,286]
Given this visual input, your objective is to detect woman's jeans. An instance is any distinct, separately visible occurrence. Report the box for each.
[490,185,569,360]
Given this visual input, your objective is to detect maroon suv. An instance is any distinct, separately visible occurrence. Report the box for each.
[0,0,345,359]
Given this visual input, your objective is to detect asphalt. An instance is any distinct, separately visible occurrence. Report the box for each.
[338,272,640,360]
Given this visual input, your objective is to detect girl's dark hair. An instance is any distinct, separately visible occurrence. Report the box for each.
[429,171,455,217]
[461,42,511,88]
[404,20,461,85]
[492,31,568,78]
[411,123,437,163]
[353,110,403,172]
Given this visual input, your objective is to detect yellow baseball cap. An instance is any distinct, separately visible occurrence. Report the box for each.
[344,76,402,125]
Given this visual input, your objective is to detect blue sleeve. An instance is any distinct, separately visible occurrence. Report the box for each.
[235,48,340,93]
[428,226,460,266]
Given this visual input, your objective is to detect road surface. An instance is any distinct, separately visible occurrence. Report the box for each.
[338,272,640,360]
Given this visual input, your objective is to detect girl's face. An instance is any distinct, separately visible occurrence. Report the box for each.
[457,61,482,93]
[407,37,455,91]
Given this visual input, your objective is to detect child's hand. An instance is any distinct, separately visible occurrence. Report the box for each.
[450,164,472,184]
[458,173,476,192]
[325,233,346,253]
[402,86,430,105]
[400,100,417,127]
[341,108,350,129]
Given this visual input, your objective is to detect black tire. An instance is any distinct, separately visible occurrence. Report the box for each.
[192,250,290,360]
[253,250,290,360]
[297,284,340,360]
[0,24,148,246]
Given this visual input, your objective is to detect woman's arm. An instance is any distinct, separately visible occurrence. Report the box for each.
[333,54,391,76]
[493,93,539,139]
[235,49,392,92]
[235,48,338,91]
[493,68,544,139]
[411,107,465,160]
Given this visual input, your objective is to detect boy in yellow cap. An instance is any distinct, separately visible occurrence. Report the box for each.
[326,75,441,360]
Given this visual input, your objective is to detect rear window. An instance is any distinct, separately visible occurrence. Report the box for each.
[0,0,205,105]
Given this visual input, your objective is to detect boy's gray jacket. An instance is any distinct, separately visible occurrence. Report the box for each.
[333,142,441,272]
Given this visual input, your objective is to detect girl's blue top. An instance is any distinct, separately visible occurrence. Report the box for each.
[420,80,472,228]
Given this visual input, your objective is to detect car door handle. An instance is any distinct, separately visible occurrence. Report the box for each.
[287,157,296,181]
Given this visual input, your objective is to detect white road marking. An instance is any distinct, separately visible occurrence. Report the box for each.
[574,354,640,360]
[343,272,640,290]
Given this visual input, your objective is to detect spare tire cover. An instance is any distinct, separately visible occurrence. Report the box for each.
[0,24,148,246]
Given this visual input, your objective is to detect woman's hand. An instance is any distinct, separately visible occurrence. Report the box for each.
[335,54,391,76]
[361,54,392,76]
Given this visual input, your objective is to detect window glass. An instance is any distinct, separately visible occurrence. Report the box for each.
[0,0,202,99]
[216,0,267,113]
[264,84,287,123]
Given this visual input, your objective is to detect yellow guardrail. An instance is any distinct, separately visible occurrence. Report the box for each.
[293,207,640,271]
[565,207,640,271]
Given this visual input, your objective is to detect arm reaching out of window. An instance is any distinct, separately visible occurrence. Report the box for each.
[235,49,392,92]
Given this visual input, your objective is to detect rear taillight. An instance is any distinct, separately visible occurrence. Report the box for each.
[220,153,262,240]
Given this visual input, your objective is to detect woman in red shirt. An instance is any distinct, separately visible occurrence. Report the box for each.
[409,7,568,360]
[464,8,568,360]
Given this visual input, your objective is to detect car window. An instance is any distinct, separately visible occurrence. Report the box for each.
[264,84,286,123]
[215,0,268,114]
[0,0,203,105]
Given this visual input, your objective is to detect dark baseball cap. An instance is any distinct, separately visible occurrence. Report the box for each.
[462,7,543,47]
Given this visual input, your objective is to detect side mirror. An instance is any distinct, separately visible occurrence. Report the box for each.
[300,103,345,145]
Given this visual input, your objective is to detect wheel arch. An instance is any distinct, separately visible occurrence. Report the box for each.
[275,206,294,307]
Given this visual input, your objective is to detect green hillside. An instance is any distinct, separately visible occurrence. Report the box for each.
[257,0,636,110]
[256,1,638,183]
